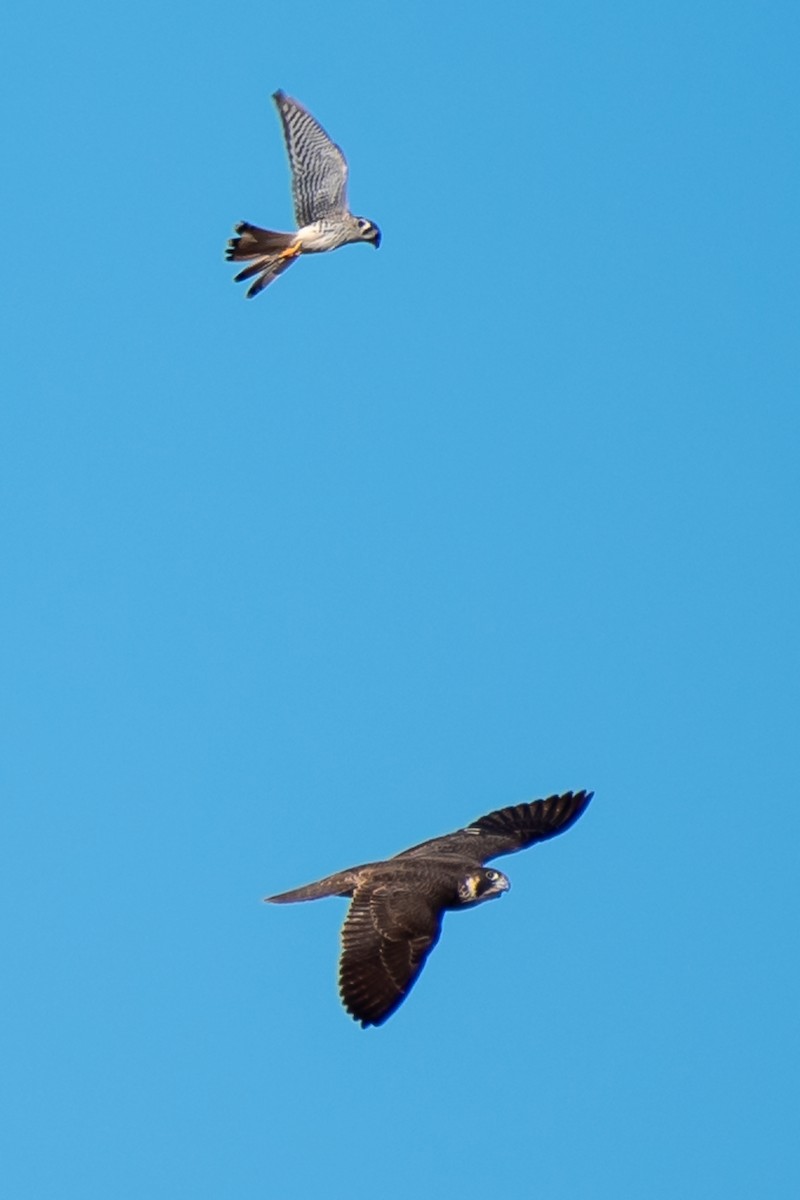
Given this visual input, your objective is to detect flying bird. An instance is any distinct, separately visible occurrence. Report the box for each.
[226,90,381,298]
[266,790,592,1027]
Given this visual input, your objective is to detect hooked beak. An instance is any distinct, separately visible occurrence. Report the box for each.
[484,874,510,901]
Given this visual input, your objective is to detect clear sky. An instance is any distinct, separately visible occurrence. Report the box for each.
[3,1,799,1197]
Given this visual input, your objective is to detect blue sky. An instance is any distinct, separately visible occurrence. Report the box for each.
[3,1,799,1196]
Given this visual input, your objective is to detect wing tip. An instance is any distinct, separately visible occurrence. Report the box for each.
[548,788,594,827]
[341,992,403,1029]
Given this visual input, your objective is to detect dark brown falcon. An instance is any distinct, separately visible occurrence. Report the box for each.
[266,790,592,1027]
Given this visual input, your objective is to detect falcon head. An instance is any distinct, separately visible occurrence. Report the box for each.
[355,217,381,248]
[457,867,510,906]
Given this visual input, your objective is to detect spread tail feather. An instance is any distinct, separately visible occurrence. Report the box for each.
[225,221,299,298]
[226,221,297,259]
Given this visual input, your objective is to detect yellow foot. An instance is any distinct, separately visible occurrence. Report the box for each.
[279,242,302,260]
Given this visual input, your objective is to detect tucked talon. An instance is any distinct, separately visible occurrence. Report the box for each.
[279,242,302,260]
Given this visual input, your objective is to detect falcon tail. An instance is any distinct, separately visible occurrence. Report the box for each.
[225,221,300,298]
[265,868,365,905]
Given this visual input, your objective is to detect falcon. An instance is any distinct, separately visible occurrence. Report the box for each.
[266,790,592,1027]
[226,90,381,298]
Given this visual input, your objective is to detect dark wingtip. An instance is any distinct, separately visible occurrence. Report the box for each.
[560,789,594,821]
[353,1007,392,1029]
[558,789,594,833]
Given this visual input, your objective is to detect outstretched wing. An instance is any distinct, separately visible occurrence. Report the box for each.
[339,883,442,1027]
[273,90,349,227]
[396,791,593,864]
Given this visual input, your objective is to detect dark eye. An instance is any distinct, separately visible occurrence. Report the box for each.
[486,870,497,881]
[358,219,369,231]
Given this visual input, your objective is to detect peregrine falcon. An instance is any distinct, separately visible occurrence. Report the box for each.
[226,90,381,298]
[266,790,592,1027]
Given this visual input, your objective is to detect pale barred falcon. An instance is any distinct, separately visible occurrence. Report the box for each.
[226,90,381,298]
[266,790,592,1026]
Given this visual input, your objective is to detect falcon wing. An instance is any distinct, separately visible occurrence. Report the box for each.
[339,883,442,1028]
[396,791,593,864]
[273,90,349,227]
